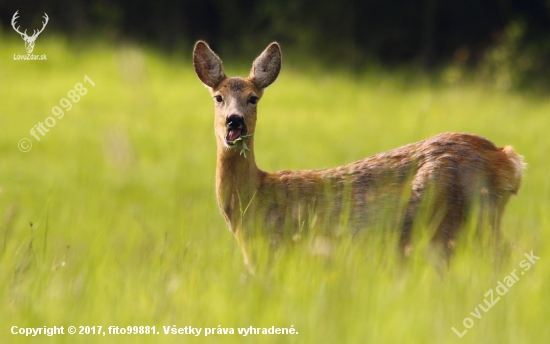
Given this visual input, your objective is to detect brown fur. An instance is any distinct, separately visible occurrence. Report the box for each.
[193,41,525,266]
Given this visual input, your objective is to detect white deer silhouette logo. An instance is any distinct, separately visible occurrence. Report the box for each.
[11,11,49,54]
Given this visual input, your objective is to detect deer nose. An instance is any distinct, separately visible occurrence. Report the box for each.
[226,115,244,129]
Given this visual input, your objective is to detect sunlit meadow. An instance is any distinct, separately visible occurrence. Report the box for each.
[0,34,548,343]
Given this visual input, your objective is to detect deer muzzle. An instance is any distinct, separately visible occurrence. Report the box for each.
[225,115,247,146]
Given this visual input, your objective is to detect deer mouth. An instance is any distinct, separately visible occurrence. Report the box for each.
[225,115,248,146]
[225,125,247,146]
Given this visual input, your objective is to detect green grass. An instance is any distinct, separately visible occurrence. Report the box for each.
[0,34,549,343]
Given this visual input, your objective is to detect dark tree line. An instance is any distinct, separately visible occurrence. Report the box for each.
[1,0,549,73]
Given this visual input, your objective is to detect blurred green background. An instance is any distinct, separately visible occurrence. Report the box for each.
[0,2,549,343]
[2,0,550,90]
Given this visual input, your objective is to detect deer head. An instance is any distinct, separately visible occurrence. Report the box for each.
[193,41,282,156]
[11,11,49,54]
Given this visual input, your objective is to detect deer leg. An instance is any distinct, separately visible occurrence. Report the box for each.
[477,188,510,247]
[489,194,512,251]
[400,168,432,258]
[234,229,255,274]
[400,192,421,258]
[431,186,467,263]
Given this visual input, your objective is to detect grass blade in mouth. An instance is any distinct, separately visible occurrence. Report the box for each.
[233,134,253,157]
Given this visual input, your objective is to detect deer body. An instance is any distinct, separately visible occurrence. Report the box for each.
[193,41,524,265]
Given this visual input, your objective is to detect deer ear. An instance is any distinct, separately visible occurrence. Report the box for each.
[249,42,281,89]
[193,41,226,88]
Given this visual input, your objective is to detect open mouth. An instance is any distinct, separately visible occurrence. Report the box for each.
[225,126,247,146]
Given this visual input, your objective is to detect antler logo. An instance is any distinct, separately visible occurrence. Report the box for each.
[11,11,49,54]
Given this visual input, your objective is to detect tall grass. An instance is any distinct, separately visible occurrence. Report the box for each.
[0,35,548,343]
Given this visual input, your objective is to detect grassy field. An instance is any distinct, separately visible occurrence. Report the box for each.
[0,34,549,343]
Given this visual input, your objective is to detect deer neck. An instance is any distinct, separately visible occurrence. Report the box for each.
[215,138,261,228]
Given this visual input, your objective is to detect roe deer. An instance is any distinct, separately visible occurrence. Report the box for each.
[193,41,524,266]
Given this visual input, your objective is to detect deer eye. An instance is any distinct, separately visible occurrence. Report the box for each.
[248,96,259,105]
[214,95,223,103]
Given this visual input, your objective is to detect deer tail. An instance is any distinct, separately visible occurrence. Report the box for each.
[499,146,526,195]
